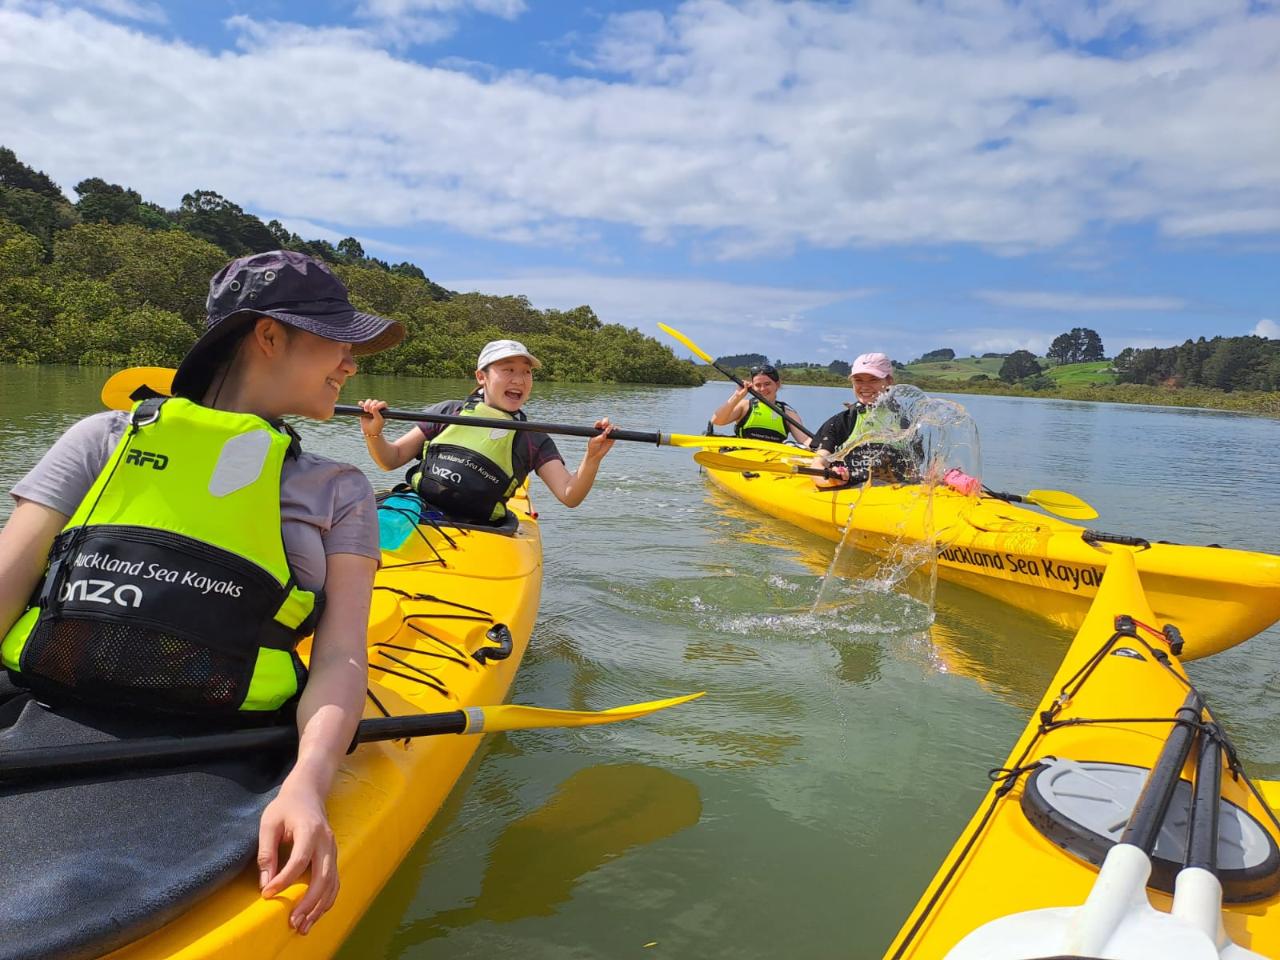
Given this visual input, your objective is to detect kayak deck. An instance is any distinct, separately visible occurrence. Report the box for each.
[884,551,1280,958]
[102,493,542,960]
[702,451,1280,658]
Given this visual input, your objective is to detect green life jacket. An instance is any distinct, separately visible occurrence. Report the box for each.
[843,401,903,449]
[1,398,319,717]
[409,398,521,524]
[735,397,788,443]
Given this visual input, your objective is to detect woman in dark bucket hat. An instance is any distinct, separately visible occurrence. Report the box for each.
[174,249,404,406]
[0,251,404,936]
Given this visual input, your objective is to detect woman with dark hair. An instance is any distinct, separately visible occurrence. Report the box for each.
[0,250,404,935]
[709,363,811,445]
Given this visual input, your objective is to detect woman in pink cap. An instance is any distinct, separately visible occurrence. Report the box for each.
[809,352,915,488]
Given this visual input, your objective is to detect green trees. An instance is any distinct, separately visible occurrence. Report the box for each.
[1114,336,1279,392]
[999,350,1043,382]
[1047,327,1105,364]
[916,348,955,362]
[0,146,701,384]
[714,352,769,368]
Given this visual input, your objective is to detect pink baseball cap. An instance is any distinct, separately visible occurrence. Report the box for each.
[850,352,893,379]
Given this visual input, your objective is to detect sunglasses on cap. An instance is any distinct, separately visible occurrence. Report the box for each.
[749,364,780,381]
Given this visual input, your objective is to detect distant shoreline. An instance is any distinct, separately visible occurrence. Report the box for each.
[777,378,1279,418]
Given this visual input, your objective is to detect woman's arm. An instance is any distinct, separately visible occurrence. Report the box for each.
[0,500,68,634]
[709,385,750,427]
[535,419,616,508]
[257,551,375,935]
[356,399,423,471]
[787,418,813,448]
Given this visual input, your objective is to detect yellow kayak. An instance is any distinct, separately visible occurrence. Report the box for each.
[702,449,1280,658]
[104,491,542,959]
[883,550,1280,959]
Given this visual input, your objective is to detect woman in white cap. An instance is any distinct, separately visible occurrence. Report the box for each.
[359,339,616,524]
[809,352,916,489]
[0,250,406,936]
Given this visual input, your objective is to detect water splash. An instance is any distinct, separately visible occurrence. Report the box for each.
[813,384,983,616]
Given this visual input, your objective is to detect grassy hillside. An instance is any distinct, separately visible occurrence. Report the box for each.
[899,357,1004,380]
[1042,361,1116,385]
[901,356,1117,385]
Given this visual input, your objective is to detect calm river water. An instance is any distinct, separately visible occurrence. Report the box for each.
[2,366,1279,959]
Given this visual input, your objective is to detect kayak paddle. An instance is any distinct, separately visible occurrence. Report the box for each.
[657,322,812,440]
[99,367,800,456]
[947,692,1221,959]
[696,450,1100,521]
[694,450,839,479]
[0,693,703,784]
[983,486,1099,521]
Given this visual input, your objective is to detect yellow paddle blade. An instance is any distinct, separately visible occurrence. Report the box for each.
[665,432,801,455]
[694,450,797,474]
[1025,489,1099,520]
[101,366,175,410]
[463,692,704,734]
[657,322,714,365]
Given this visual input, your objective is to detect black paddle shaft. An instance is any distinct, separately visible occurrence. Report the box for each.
[0,711,471,784]
[1123,692,1204,853]
[1186,721,1223,872]
[334,404,666,445]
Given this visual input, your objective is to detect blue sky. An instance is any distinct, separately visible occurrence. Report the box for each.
[2,0,1278,363]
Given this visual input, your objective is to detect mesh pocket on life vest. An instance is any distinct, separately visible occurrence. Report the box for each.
[21,617,252,715]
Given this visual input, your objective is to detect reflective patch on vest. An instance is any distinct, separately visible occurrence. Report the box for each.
[209,430,272,497]
[489,427,509,441]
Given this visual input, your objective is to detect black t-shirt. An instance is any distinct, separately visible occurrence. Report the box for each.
[812,407,860,453]
[415,398,563,484]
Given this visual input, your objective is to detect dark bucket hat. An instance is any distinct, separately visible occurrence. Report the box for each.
[172,250,406,399]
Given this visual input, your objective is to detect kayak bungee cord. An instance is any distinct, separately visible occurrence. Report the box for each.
[887,614,1278,959]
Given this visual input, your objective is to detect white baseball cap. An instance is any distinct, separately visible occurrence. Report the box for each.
[477,339,542,370]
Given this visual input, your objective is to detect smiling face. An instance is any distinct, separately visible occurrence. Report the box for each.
[749,373,779,402]
[477,357,535,412]
[275,325,358,420]
[850,372,891,406]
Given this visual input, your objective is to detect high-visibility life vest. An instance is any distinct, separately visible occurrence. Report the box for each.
[1,398,319,716]
[735,398,789,442]
[410,399,521,524]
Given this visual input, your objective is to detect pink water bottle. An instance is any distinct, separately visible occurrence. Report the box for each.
[943,468,980,496]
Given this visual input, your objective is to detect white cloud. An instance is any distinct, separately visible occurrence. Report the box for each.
[1,1,1277,258]
[439,271,873,352]
[1253,318,1280,340]
[1162,208,1280,238]
[76,0,164,23]
[974,290,1186,311]
[357,0,525,18]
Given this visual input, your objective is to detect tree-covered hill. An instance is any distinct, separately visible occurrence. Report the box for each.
[0,147,701,385]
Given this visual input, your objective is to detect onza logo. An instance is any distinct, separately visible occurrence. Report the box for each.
[429,464,463,484]
[125,450,169,470]
[59,578,144,608]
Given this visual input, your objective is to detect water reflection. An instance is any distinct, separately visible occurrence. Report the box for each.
[386,764,701,950]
